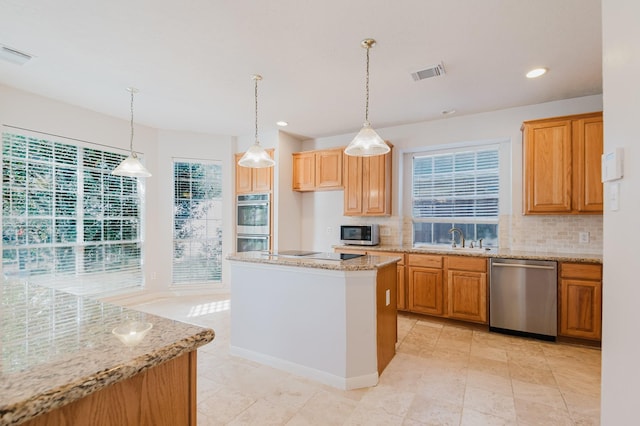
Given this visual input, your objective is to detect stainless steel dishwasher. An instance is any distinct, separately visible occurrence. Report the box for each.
[489,258,558,340]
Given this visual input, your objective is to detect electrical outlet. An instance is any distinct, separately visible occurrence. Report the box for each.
[579,232,590,243]
[326,226,332,235]
[380,227,391,236]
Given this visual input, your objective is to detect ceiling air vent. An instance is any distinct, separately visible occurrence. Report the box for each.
[411,63,445,81]
[0,45,33,65]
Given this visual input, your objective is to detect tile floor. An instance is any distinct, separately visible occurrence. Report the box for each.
[130,294,601,425]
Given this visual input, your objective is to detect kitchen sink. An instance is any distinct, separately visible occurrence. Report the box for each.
[451,247,492,252]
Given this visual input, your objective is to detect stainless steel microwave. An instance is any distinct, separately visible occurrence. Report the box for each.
[340,225,380,246]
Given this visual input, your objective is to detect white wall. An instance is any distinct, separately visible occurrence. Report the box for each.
[274,131,304,251]
[153,129,235,294]
[600,0,640,423]
[0,84,237,297]
[297,95,604,252]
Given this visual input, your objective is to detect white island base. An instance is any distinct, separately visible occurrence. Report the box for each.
[229,255,397,390]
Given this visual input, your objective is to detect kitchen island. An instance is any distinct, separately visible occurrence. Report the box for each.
[0,280,215,426]
[227,251,400,390]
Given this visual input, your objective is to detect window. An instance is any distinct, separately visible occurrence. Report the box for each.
[172,159,223,285]
[2,132,144,296]
[412,146,499,247]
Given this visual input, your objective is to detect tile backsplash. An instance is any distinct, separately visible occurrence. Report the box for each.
[507,213,602,254]
[348,214,603,255]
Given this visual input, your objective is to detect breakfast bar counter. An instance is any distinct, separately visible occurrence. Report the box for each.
[0,280,214,426]
[227,252,399,390]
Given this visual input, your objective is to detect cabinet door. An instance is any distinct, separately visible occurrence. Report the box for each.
[236,150,274,194]
[316,149,343,189]
[573,115,604,212]
[252,151,274,193]
[397,264,406,311]
[559,278,602,340]
[447,270,487,323]
[292,152,316,191]
[343,155,363,215]
[362,153,391,215]
[235,153,253,194]
[523,119,573,213]
[408,266,444,316]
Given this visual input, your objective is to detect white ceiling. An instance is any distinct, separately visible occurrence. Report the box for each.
[0,0,602,140]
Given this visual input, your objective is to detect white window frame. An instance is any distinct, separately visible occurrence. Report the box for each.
[404,141,506,248]
[171,158,223,287]
[2,129,146,296]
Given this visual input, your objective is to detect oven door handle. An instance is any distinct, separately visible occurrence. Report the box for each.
[238,202,269,207]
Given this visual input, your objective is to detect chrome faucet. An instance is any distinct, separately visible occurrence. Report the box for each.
[448,228,465,248]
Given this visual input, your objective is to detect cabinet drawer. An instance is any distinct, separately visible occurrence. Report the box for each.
[374,251,405,265]
[408,254,442,268]
[446,256,487,272]
[561,263,602,280]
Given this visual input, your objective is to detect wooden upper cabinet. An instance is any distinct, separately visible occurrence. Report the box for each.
[574,116,604,212]
[343,144,392,216]
[522,112,603,215]
[235,149,274,194]
[292,148,343,191]
[292,152,315,191]
[316,149,343,189]
[343,153,363,214]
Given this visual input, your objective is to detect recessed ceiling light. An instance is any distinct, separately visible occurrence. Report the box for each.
[276,121,288,127]
[526,68,548,78]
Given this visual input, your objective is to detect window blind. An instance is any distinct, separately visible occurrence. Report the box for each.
[413,149,499,220]
[172,159,223,285]
[2,132,144,296]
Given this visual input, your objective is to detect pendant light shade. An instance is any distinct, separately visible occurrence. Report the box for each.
[344,39,390,157]
[238,75,275,168]
[112,87,152,177]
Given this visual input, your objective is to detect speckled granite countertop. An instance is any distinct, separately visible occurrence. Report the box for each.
[227,251,401,271]
[0,280,215,426]
[334,245,603,264]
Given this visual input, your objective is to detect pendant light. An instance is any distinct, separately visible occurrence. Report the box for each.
[112,87,152,177]
[344,38,390,157]
[238,75,275,168]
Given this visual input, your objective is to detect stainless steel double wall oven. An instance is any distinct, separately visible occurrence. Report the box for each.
[236,193,270,252]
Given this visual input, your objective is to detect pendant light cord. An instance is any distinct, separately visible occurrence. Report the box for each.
[129,89,136,157]
[254,76,259,143]
[364,44,370,124]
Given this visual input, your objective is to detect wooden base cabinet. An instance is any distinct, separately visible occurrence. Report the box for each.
[24,352,197,426]
[559,263,603,340]
[407,255,444,316]
[446,256,487,324]
[407,254,488,324]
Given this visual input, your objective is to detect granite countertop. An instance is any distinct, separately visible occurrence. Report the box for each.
[0,280,215,426]
[227,251,402,271]
[335,245,603,264]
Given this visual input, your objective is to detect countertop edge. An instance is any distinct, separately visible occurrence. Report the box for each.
[334,245,603,264]
[5,328,215,426]
[227,254,400,271]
